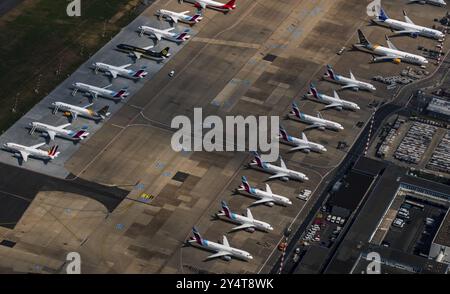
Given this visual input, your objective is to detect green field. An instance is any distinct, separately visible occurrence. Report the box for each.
[0,0,140,132]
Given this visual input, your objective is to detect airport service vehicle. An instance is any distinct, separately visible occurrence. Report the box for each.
[323,64,376,91]
[279,126,327,153]
[249,152,309,182]
[3,142,59,163]
[116,44,171,61]
[216,201,273,232]
[306,83,360,111]
[137,26,191,43]
[237,176,292,207]
[373,7,445,40]
[93,62,148,80]
[179,0,237,13]
[297,189,312,201]
[52,102,110,121]
[155,9,203,24]
[408,0,446,7]
[29,122,89,141]
[354,29,429,66]
[289,103,344,131]
[188,227,253,261]
[72,82,129,101]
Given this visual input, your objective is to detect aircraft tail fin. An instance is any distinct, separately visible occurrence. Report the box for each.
[48,145,59,158]
[241,176,253,193]
[279,126,290,142]
[160,47,171,58]
[223,0,237,9]
[291,102,301,118]
[221,201,232,218]
[357,29,371,46]
[97,106,110,119]
[192,227,205,246]
[308,83,320,98]
[378,7,389,21]
[251,152,264,168]
[325,64,337,80]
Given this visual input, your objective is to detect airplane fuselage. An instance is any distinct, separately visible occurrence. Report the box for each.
[156,9,202,24]
[94,63,147,79]
[188,239,253,261]
[290,111,344,131]
[73,82,127,100]
[52,102,99,120]
[310,93,360,111]
[354,43,428,65]
[116,44,170,60]
[250,161,309,182]
[3,143,50,160]
[373,18,444,40]
[216,212,273,232]
[327,74,376,91]
[138,26,190,42]
[242,185,293,206]
[29,122,87,141]
[281,136,327,153]
[183,0,235,12]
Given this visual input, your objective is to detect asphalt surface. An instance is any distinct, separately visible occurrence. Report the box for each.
[0,162,129,229]
[271,49,450,274]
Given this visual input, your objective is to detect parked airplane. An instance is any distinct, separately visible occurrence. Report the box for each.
[353,29,429,66]
[249,152,309,182]
[52,102,110,121]
[306,83,360,111]
[72,82,129,101]
[289,103,344,131]
[93,62,148,80]
[155,9,203,24]
[279,126,327,153]
[216,201,273,232]
[237,176,292,207]
[29,122,89,141]
[179,0,237,13]
[3,142,59,163]
[138,26,191,43]
[187,227,253,261]
[408,0,446,6]
[373,7,445,40]
[116,44,171,61]
[323,65,376,91]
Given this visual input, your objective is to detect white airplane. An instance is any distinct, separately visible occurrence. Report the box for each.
[179,0,237,13]
[249,152,309,182]
[354,29,429,66]
[155,9,203,24]
[408,0,446,7]
[29,122,89,141]
[323,65,376,92]
[52,102,110,121]
[289,103,344,131]
[306,84,360,111]
[279,126,327,153]
[3,142,59,163]
[72,82,129,101]
[216,201,273,232]
[237,176,292,207]
[93,62,148,80]
[373,7,445,40]
[187,227,253,261]
[137,26,191,43]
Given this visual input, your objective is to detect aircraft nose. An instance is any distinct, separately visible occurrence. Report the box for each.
[248,255,254,260]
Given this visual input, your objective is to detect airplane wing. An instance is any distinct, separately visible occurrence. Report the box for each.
[206,251,230,260]
[58,123,71,129]
[120,64,132,69]
[391,29,420,36]
[268,173,289,180]
[372,55,402,63]
[47,131,56,141]
[230,223,255,232]
[154,33,162,41]
[349,70,356,80]
[222,235,230,247]
[108,70,118,79]
[385,37,399,51]
[89,91,99,99]
[403,12,415,24]
[19,151,29,162]
[170,16,179,23]
[304,123,326,130]
[324,102,344,109]
[246,208,254,221]
[279,157,287,169]
[265,184,272,194]
[252,198,275,205]
[143,45,154,50]
[289,145,311,152]
[341,83,359,90]
[133,52,143,60]
[71,111,78,120]
[30,142,46,149]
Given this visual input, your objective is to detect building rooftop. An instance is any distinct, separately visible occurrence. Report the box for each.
[427,97,450,117]
[433,209,450,248]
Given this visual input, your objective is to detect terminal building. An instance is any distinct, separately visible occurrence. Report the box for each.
[426,97,450,121]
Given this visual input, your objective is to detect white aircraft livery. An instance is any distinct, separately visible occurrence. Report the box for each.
[155,9,203,24]
[188,227,253,261]
[323,65,376,92]
[72,82,129,101]
[93,62,148,80]
[138,26,191,43]
[408,0,446,6]
[29,122,89,141]
[354,29,429,66]
[237,176,292,207]
[279,126,327,153]
[373,7,445,40]
[306,83,360,111]
[3,142,59,163]
[216,201,273,232]
[249,152,309,182]
[289,103,344,131]
[180,0,237,13]
[52,102,110,121]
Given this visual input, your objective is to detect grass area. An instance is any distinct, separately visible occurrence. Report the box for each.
[0,0,141,133]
